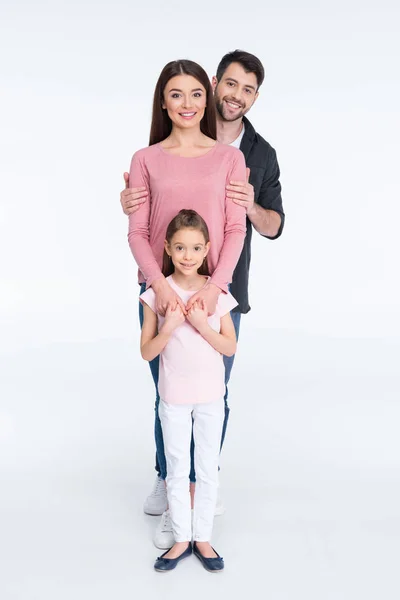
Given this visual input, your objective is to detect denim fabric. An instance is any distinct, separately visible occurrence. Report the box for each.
[139,283,241,482]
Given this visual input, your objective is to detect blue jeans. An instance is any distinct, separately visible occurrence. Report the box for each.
[139,283,241,483]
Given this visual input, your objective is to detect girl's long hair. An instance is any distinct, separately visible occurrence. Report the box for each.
[162,210,211,278]
[149,60,217,146]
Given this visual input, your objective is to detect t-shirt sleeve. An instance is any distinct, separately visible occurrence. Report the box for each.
[217,290,238,317]
[139,287,157,313]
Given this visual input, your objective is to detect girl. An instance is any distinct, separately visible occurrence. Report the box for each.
[128,59,246,547]
[140,210,238,572]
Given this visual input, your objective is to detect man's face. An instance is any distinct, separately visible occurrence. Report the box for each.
[212,62,259,122]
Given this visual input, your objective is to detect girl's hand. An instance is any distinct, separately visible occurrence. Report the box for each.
[161,303,185,334]
[153,278,187,316]
[186,299,209,333]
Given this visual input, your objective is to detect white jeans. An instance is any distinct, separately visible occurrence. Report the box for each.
[159,398,225,542]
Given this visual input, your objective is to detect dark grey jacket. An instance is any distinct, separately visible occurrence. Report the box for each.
[231,116,285,313]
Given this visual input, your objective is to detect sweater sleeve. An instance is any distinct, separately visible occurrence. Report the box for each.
[210,150,247,293]
[127,151,164,288]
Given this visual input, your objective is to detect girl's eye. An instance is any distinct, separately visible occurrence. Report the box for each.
[176,246,183,251]
[194,247,201,251]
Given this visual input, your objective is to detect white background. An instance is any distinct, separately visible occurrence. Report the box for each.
[1,0,399,598]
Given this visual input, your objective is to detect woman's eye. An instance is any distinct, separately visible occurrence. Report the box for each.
[171,93,180,98]
[193,92,202,97]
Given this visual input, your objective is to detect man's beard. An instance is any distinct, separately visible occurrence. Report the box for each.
[215,94,247,122]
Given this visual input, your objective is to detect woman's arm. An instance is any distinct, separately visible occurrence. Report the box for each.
[128,152,164,288]
[209,150,247,293]
[186,150,247,314]
[128,152,186,315]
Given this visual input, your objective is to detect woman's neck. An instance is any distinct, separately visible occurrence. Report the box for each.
[171,271,208,291]
[163,126,214,149]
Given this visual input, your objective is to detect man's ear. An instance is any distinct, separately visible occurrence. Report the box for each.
[211,76,218,92]
[253,91,260,105]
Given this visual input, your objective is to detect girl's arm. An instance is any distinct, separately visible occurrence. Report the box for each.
[140,303,184,362]
[187,302,237,357]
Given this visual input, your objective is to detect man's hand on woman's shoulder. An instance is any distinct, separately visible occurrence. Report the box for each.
[120,172,148,216]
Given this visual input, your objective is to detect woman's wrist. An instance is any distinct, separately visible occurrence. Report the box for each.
[151,276,167,293]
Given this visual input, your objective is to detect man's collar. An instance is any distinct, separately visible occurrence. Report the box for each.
[240,116,256,159]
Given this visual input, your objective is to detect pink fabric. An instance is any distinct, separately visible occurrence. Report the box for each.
[128,142,246,293]
[140,275,238,404]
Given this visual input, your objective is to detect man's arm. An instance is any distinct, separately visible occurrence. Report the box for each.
[247,203,282,238]
[226,147,285,239]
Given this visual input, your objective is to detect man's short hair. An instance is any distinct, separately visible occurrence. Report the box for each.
[216,50,265,89]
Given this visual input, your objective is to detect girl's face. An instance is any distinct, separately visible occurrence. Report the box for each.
[165,228,210,276]
[162,75,207,131]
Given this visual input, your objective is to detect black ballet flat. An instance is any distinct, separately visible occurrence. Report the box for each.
[154,543,192,572]
[193,541,224,573]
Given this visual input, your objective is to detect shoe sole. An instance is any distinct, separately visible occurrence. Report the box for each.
[154,541,175,549]
[144,509,166,516]
[194,555,224,573]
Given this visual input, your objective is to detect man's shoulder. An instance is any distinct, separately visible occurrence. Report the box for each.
[243,118,277,160]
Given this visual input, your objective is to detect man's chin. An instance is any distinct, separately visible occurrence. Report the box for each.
[218,106,245,122]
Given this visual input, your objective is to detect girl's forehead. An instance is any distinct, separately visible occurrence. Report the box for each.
[170,228,206,243]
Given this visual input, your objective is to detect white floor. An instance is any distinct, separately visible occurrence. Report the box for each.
[1,327,399,599]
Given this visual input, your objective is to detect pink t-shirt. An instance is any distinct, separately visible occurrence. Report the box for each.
[128,142,246,294]
[140,275,238,405]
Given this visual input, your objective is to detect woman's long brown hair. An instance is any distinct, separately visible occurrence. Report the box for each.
[149,60,217,146]
[162,210,211,278]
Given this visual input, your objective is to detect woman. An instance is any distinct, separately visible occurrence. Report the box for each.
[128,59,246,557]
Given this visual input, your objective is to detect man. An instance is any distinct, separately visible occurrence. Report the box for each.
[121,50,285,547]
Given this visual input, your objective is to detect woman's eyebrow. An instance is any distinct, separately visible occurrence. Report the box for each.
[168,88,203,93]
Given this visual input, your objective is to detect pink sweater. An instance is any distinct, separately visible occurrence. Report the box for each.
[128,142,247,293]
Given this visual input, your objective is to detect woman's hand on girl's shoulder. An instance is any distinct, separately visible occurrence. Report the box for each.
[186,284,220,316]
[153,278,187,316]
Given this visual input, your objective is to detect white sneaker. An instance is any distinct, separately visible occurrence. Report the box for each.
[153,510,175,549]
[143,476,168,516]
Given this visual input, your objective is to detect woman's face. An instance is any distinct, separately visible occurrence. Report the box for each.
[162,75,207,131]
